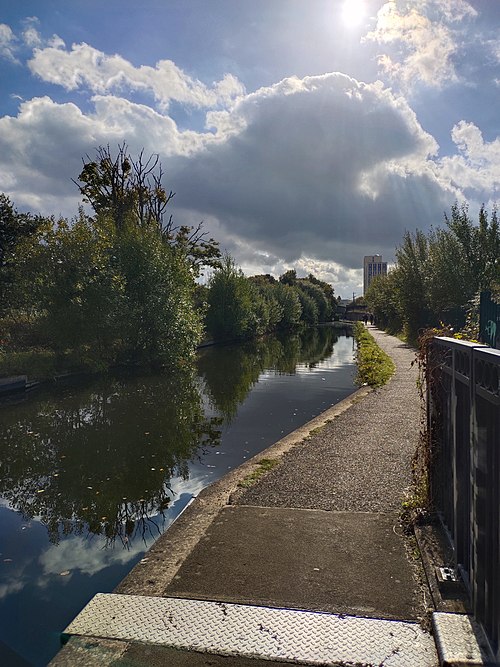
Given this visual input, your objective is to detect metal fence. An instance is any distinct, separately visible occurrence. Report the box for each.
[428,337,500,659]
[480,291,500,349]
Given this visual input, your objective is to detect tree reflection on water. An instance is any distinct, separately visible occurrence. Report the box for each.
[0,367,221,546]
[0,326,344,545]
[197,326,339,421]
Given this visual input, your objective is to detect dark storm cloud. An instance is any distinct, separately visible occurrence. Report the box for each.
[170,73,454,269]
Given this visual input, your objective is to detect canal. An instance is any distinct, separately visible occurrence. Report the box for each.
[0,326,356,666]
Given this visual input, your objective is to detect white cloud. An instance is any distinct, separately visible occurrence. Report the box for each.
[0,23,19,63]
[0,95,213,215]
[438,121,500,196]
[28,42,245,111]
[0,69,489,285]
[37,534,144,579]
[171,73,456,270]
[22,16,42,48]
[0,576,25,601]
[365,0,477,89]
[432,0,477,22]
[295,257,364,298]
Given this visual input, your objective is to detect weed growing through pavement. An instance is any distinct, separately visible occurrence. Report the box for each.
[237,458,279,488]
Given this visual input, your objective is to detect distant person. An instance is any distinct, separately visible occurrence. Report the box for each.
[369,314,374,325]
[363,314,368,325]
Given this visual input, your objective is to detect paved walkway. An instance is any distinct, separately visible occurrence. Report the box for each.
[51,327,439,666]
[235,327,421,513]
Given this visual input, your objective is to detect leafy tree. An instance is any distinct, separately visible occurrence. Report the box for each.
[114,219,202,366]
[365,272,402,334]
[0,194,46,316]
[296,288,319,325]
[366,203,500,340]
[426,203,500,330]
[206,254,256,340]
[30,210,201,368]
[443,203,500,293]
[394,230,432,340]
[297,279,332,322]
[277,272,334,323]
[273,282,302,329]
[74,143,220,274]
[249,277,285,333]
[250,274,277,285]
[279,269,297,285]
[307,273,336,315]
[37,213,125,362]
[426,227,473,326]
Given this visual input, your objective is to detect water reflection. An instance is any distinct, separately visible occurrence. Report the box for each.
[0,326,356,666]
[0,326,347,546]
[0,369,221,546]
[198,327,339,420]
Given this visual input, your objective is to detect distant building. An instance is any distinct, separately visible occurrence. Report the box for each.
[363,255,387,294]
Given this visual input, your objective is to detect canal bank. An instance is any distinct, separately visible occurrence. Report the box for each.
[50,328,483,666]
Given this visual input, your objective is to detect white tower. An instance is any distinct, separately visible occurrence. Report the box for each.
[363,255,387,294]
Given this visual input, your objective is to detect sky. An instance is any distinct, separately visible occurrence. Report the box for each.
[0,0,499,297]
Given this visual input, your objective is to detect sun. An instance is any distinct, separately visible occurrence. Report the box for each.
[341,0,367,27]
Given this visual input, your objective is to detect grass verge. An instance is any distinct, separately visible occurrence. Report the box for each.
[353,322,395,388]
[238,458,279,488]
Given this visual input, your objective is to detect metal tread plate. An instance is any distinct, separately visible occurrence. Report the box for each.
[65,593,437,666]
[432,612,493,665]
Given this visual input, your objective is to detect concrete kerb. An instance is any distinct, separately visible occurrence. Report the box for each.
[115,383,374,598]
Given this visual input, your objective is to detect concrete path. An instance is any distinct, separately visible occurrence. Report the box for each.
[51,327,439,666]
[233,327,420,513]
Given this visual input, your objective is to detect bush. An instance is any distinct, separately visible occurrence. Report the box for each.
[0,349,58,380]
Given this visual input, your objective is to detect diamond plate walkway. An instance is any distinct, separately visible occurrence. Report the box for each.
[51,327,442,666]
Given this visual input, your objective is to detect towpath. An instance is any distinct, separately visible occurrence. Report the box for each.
[51,327,439,666]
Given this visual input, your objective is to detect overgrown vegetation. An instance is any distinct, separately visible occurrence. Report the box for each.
[363,203,500,529]
[365,203,500,344]
[0,144,339,379]
[0,146,212,375]
[400,325,457,531]
[353,322,395,388]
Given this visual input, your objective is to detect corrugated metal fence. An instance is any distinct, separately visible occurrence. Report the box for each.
[428,337,500,659]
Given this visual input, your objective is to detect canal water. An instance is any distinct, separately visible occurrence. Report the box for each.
[0,326,356,666]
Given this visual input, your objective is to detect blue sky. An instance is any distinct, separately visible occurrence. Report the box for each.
[1,0,499,296]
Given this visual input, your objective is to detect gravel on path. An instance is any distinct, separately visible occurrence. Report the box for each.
[235,327,422,512]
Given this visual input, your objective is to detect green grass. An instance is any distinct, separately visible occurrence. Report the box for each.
[353,322,395,388]
[238,458,279,488]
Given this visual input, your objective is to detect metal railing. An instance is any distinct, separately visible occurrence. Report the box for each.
[428,337,500,659]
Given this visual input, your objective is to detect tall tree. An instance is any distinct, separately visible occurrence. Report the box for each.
[206,254,256,340]
[74,144,220,274]
[0,194,46,316]
[394,230,431,339]
[365,272,402,334]
[444,203,500,293]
